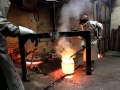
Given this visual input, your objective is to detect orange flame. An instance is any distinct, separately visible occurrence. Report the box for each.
[61,58,74,78]
[83,49,103,61]
[61,52,75,78]
[98,53,103,59]
[83,49,86,62]
[55,37,76,78]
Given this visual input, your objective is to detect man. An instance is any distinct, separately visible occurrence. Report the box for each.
[0,0,35,90]
[79,14,103,70]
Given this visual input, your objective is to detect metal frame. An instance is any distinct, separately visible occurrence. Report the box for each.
[18,31,91,81]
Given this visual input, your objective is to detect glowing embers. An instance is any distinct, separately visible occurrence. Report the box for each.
[61,56,74,78]
[98,53,103,59]
[26,55,42,67]
[26,61,41,66]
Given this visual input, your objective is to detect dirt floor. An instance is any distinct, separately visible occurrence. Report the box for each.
[16,51,120,90]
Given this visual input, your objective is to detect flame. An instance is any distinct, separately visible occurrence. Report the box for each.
[61,52,75,78]
[61,58,74,78]
[83,49,86,62]
[98,53,103,59]
[55,37,76,78]
[83,49,103,61]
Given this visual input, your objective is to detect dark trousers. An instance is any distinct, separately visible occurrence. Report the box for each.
[0,66,8,90]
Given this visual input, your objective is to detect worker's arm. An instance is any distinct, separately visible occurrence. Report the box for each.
[0,11,35,37]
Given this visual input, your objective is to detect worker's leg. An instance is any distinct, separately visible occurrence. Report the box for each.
[0,66,8,90]
[0,54,25,90]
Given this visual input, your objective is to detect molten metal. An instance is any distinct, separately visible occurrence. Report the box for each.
[98,53,103,59]
[61,58,74,78]
[26,61,41,65]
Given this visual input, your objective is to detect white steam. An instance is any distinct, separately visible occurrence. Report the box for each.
[55,0,92,58]
[55,37,76,60]
[58,0,92,32]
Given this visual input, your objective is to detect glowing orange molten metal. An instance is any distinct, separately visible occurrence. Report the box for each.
[61,55,75,78]
[98,53,103,59]
[55,37,76,78]
[26,61,41,65]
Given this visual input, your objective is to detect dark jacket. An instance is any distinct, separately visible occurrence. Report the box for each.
[0,11,24,90]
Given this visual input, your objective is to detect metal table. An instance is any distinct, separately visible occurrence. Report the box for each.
[18,31,91,81]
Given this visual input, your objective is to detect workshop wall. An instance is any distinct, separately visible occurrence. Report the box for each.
[6,0,95,58]
[6,1,53,56]
[110,0,120,51]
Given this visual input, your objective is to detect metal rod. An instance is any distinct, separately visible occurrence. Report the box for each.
[18,37,28,81]
[42,63,87,90]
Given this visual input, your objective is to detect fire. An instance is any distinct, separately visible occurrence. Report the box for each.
[55,37,76,78]
[83,49,103,61]
[61,52,75,78]
[61,58,74,78]
[98,53,103,59]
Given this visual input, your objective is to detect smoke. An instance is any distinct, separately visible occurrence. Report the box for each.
[55,37,76,61]
[58,0,92,32]
[55,0,92,58]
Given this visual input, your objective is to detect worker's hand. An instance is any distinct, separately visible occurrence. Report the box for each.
[98,36,102,40]
[19,26,36,35]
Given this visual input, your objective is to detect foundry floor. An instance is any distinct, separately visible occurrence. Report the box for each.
[17,51,120,90]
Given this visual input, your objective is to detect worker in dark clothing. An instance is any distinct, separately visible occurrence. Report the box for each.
[0,0,35,90]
